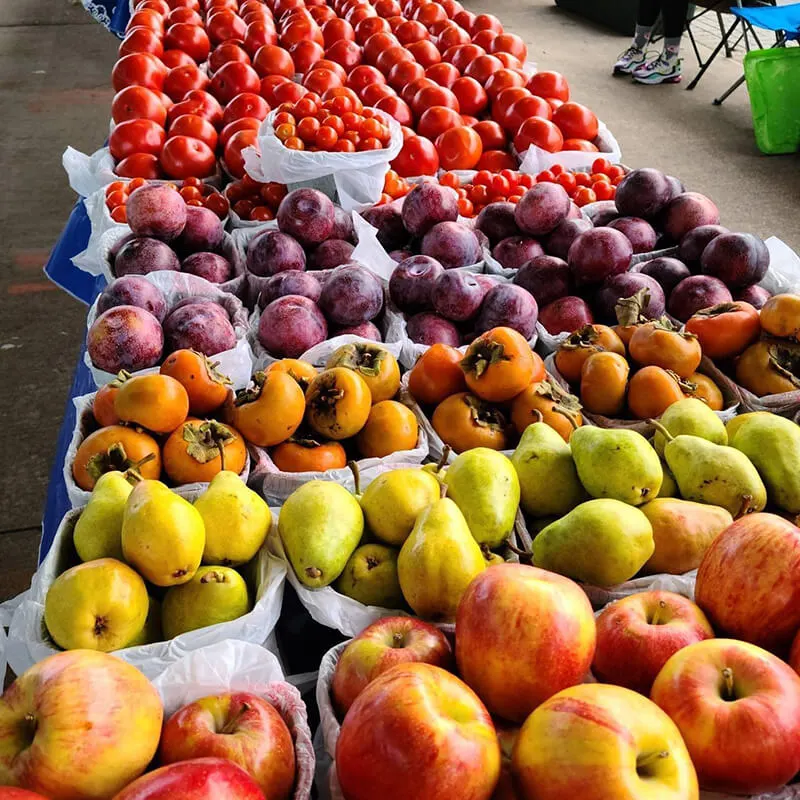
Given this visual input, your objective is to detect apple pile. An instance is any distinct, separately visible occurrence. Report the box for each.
[104,176,230,223]
[0,649,299,800]
[106,183,238,286]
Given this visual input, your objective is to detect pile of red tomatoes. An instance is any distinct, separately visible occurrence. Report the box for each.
[109,0,605,182]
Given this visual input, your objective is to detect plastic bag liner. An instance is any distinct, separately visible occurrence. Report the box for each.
[242,109,404,212]
[151,641,314,800]
[62,392,257,508]
[546,354,740,435]
[518,120,622,174]
[73,223,247,302]
[83,270,253,388]
[6,504,287,679]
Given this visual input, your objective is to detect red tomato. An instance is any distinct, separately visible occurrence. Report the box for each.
[223,92,269,125]
[347,5,378,27]
[437,23,470,51]
[164,22,211,62]
[161,49,196,69]
[403,40,438,67]
[375,95,413,126]
[361,32,397,65]
[252,46,294,79]
[394,19,426,44]
[161,135,216,178]
[258,75,288,105]
[417,106,460,141]
[112,85,168,125]
[137,0,170,14]
[471,28,498,50]
[391,134,439,176]
[562,138,599,152]
[444,43,484,73]
[546,97,564,112]
[435,126,482,170]
[527,70,570,103]
[552,102,599,141]
[220,116,261,148]
[451,76,488,116]
[109,118,166,161]
[322,17,355,46]
[361,82,396,106]
[165,6,201,24]
[169,89,224,126]
[573,186,597,206]
[494,52,521,70]
[483,68,525,102]
[168,0,200,9]
[347,65,386,94]
[169,113,219,150]
[325,39,363,70]
[463,54,504,86]
[163,63,209,101]
[117,153,164,179]
[210,61,261,104]
[491,85,530,127]
[387,60,425,91]
[471,119,506,150]
[504,94,552,133]
[119,27,164,59]
[206,10,247,45]
[354,16,391,44]
[375,0,401,15]
[244,22,278,54]
[475,149,516,171]
[471,13,503,35]
[129,8,164,32]
[491,33,527,62]
[514,117,563,154]
[423,62,457,89]
[290,40,326,72]
[400,76,434,105]
[375,45,413,76]
[413,84,459,116]
[302,67,344,95]
[112,52,168,93]
[454,9,475,29]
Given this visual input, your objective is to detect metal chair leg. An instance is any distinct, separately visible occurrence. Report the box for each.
[686,18,741,90]
[718,12,734,56]
[713,74,746,104]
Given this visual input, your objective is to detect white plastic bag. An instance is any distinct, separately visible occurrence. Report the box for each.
[62,393,253,508]
[243,109,403,211]
[6,506,287,680]
[152,640,314,800]
[73,224,247,301]
[518,120,622,174]
[314,642,348,800]
[63,145,120,197]
[582,570,697,608]
[84,271,253,388]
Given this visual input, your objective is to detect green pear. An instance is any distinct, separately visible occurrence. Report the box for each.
[125,595,163,647]
[653,422,767,517]
[161,566,251,638]
[278,481,364,588]
[73,471,133,562]
[44,558,148,652]
[533,499,654,586]
[398,497,485,621]
[121,480,205,587]
[335,544,404,608]
[443,448,520,548]
[653,398,727,457]
[360,468,441,546]
[194,471,271,566]
[570,426,663,506]
[730,413,800,514]
[511,422,586,517]
[657,462,679,498]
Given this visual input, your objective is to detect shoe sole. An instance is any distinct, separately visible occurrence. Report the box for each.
[633,74,682,84]
[613,64,644,75]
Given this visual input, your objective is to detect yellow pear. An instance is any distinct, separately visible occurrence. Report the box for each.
[73,471,133,562]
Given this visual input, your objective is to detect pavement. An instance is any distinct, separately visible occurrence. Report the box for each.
[0,0,798,602]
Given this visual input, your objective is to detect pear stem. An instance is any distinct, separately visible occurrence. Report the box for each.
[552,406,578,430]
[348,461,361,495]
[435,446,451,473]
[649,599,667,626]
[735,495,753,519]
[531,408,543,424]
[722,667,735,700]
[648,419,674,441]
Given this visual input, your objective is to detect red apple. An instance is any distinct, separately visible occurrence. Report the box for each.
[695,512,800,651]
[332,616,453,713]
[0,650,163,799]
[513,683,698,799]
[159,693,295,800]
[493,725,521,800]
[0,790,50,799]
[336,663,500,800]
[112,758,266,800]
[592,590,715,695]
[791,628,800,675]
[455,563,596,722]
[651,638,800,794]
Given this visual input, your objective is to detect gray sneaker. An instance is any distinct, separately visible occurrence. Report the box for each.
[613,45,646,75]
[632,53,682,84]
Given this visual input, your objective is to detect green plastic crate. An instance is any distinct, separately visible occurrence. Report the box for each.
[744,47,800,155]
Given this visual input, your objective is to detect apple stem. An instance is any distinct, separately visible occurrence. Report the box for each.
[220,702,251,735]
[392,632,405,648]
[636,750,669,774]
[722,667,735,700]
[649,600,667,626]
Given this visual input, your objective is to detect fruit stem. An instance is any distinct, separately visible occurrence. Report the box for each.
[552,406,579,430]
[391,632,405,648]
[348,461,361,495]
[649,599,667,626]
[735,495,754,519]
[220,702,251,735]
[435,446,451,473]
[125,452,156,484]
[531,408,544,424]
[636,750,669,774]
[648,419,673,441]
[722,667,735,700]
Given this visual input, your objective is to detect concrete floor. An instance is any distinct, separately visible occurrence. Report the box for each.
[0,0,797,601]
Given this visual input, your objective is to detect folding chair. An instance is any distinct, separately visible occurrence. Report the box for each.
[684,0,776,92]
[710,3,800,104]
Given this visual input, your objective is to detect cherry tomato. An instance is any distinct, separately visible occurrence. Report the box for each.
[111,85,168,125]
[391,134,439,176]
[105,189,127,210]
[336,139,356,152]
[204,192,231,218]
[550,164,565,176]
[536,170,556,183]
[160,135,216,178]
[169,113,218,150]
[556,172,578,194]
[116,152,163,178]
[110,205,128,223]
[592,180,615,201]
[591,157,613,175]
[606,165,625,180]
[284,136,305,150]
[574,171,592,187]
[109,118,166,161]
[573,186,597,206]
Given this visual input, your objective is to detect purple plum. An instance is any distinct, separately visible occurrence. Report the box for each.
[632,257,691,294]
[515,183,571,236]
[492,236,544,271]
[538,296,594,335]
[431,271,484,322]
[544,217,593,260]
[663,192,721,242]
[258,295,328,357]
[583,200,619,227]
[594,273,666,323]
[114,237,180,276]
[336,321,382,341]
[668,275,733,322]
[126,184,186,241]
[568,227,633,284]
[163,302,236,356]
[389,255,444,312]
[175,205,224,254]
[332,206,355,242]
[96,276,167,321]
[181,252,232,283]
[607,217,658,254]
[700,232,769,288]
[474,202,519,246]
[258,271,322,308]
[319,263,383,325]
[514,255,572,307]
[614,168,672,220]
[475,284,538,339]
[735,284,772,309]
[406,312,460,347]
[421,221,482,269]
[677,224,729,267]
[309,239,355,270]
[401,182,459,237]
[87,305,163,373]
[246,230,306,277]
[276,188,336,246]
[361,203,409,251]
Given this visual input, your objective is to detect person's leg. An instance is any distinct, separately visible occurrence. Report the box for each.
[662,0,691,58]
[632,0,688,82]
[613,0,660,74]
